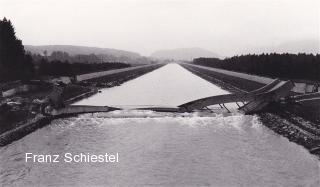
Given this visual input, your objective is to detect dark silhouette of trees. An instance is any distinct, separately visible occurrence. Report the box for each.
[0,17,34,82]
[193,53,320,81]
[31,51,131,77]
[32,50,128,64]
[0,18,137,82]
[36,58,130,77]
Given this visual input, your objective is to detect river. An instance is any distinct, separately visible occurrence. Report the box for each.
[0,64,319,186]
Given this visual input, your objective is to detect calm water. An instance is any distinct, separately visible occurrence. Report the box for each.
[74,63,230,107]
[0,64,319,186]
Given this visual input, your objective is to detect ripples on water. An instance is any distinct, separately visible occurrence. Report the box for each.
[0,111,319,186]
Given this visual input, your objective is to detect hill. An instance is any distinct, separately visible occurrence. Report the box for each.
[24,45,155,64]
[151,47,221,61]
[25,45,141,58]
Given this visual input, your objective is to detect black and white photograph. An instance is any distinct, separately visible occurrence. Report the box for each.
[0,0,320,186]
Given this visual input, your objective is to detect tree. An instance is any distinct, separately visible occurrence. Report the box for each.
[43,50,48,58]
[0,17,34,82]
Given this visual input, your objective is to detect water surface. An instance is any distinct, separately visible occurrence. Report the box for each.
[74,63,229,107]
[1,64,319,186]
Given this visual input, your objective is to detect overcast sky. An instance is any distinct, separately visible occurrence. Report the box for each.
[0,0,319,56]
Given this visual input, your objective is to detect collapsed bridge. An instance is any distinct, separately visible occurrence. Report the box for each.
[50,79,295,116]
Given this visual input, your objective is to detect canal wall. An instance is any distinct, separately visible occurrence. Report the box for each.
[0,115,54,146]
[69,64,163,103]
[184,63,274,85]
[181,63,266,92]
[76,64,161,82]
[182,63,319,94]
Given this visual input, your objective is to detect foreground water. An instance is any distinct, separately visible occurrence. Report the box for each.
[0,64,319,186]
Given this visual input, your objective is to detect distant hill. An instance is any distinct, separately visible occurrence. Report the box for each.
[151,47,221,61]
[25,45,141,58]
[24,45,156,64]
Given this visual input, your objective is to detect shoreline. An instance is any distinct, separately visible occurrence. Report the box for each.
[181,64,320,158]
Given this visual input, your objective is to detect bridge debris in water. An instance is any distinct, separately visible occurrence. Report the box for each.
[51,78,296,116]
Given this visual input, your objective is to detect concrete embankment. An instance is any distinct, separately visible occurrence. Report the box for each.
[76,64,162,82]
[181,63,320,157]
[68,64,163,104]
[182,63,320,94]
[0,64,164,146]
[181,63,271,92]
[0,115,53,146]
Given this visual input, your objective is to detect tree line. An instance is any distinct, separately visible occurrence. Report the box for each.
[31,51,114,64]
[193,53,320,81]
[0,18,131,83]
[35,59,130,77]
[30,49,154,65]
[31,51,131,76]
